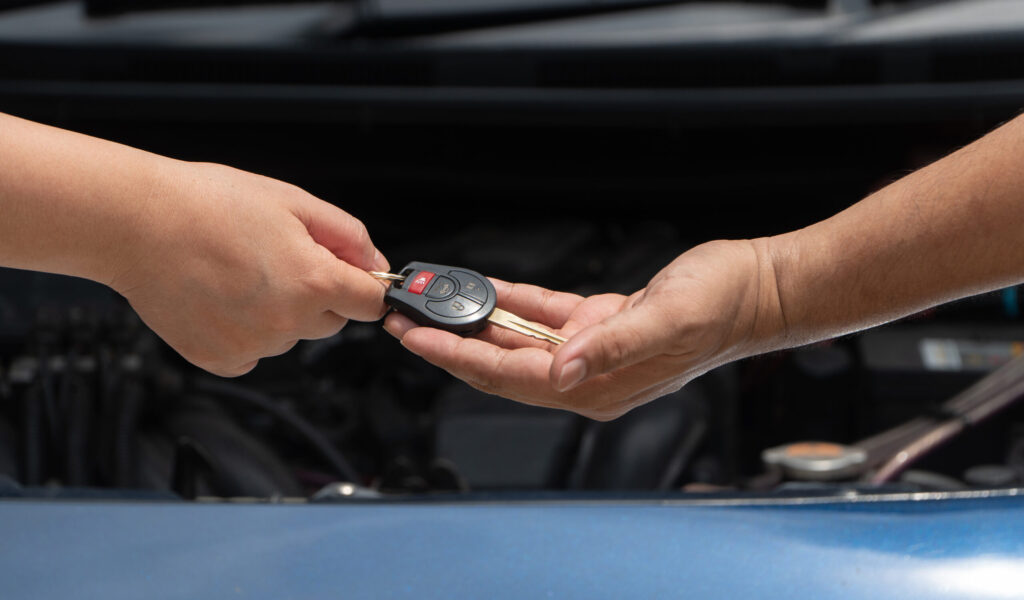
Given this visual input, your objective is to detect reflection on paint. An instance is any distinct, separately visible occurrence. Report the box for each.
[916,557,1024,598]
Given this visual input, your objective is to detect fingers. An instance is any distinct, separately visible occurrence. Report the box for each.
[293,194,388,272]
[383,306,556,352]
[389,319,563,409]
[475,322,560,351]
[549,298,676,392]
[290,194,391,321]
[383,311,417,338]
[385,306,700,417]
[387,314,692,418]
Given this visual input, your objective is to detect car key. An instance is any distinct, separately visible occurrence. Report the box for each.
[371,262,567,345]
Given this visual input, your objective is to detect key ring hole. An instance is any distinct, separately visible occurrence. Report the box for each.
[393,268,416,290]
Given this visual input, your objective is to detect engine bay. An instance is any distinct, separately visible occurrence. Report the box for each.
[4,0,1024,501]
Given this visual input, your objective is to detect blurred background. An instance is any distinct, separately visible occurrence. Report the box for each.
[3,0,1024,501]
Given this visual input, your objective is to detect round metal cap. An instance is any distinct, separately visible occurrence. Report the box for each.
[762,441,867,481]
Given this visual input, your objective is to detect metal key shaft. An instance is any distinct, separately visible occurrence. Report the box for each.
[488,307,566,345]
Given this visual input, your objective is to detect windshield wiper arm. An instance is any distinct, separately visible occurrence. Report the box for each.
[83,0,328,18]
[0,0,62,12]
[348,0,823,38]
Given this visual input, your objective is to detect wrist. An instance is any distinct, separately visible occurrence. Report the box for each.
[659,238,790,369]
[100,154,183,294]
[741,236,791,358]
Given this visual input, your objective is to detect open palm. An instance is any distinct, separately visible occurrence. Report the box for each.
[385,240,779,420]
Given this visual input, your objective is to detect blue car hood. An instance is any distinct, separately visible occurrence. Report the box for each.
[2,490,1023,599]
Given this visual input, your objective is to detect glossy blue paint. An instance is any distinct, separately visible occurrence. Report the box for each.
[2,492,1024,599]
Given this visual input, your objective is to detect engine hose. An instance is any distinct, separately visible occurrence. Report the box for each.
[36,351,61,458]
[871,371,1024,484]
[192,377,361,483]
[21,383,44,485]
[113,376,143,488]
[64,373,92,486]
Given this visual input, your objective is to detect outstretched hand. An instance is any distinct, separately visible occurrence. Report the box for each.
[0,113,391,378]
[385,240,785,420]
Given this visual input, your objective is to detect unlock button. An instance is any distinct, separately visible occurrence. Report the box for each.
[426,295,483,319]
[450,271,489,303]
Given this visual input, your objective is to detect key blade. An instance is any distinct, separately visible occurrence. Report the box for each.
[488,307,567,345]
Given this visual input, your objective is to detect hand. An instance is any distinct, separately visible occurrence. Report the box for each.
[384,240,785,420]
[109,161,390,377]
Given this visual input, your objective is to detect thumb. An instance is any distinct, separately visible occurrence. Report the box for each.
[321,255,390,322]
[294,196,387,272]
[549,300,675,392]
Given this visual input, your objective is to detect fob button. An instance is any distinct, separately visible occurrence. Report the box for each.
[427,295,483,318]
[407,271,436,295]
[425,276,457,300]
[449,271,489,303]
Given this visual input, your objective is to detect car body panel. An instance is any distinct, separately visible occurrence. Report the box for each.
[2,491,1023,599]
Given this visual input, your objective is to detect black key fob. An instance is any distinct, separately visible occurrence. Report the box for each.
[384,262,497,335]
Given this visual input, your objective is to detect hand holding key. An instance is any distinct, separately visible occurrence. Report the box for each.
[0,112,390,379]
[111,161,390,377]
[384,240,787,420]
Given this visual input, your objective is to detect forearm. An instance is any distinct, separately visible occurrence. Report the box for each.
[0,112,170,285]
[764,113,1024,348]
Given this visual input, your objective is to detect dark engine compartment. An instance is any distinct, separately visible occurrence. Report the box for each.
[3,0,1024,500]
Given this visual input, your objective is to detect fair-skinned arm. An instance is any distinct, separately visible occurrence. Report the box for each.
[0,112,389,377]
[385,113,1024,420]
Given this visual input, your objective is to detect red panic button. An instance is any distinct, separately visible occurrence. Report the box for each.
[407,271,435,294]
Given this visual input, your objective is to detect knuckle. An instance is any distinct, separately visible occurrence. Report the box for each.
[284,181,310,198]
[345,218,373,251]
[303,265,338,297]
[353,219,371,244]
[537,287,556,310]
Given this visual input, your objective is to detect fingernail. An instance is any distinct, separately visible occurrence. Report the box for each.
[556,358,587,392]
[372,249,389,272]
